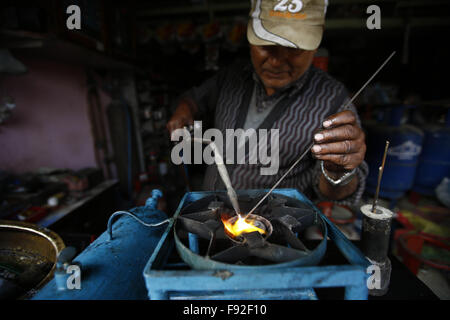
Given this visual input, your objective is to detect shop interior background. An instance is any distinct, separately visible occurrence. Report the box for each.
[0,0,449,300]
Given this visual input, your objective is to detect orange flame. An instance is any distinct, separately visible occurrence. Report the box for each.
[221,214,266,238]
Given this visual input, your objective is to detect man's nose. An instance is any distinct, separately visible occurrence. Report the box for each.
[267,47,288,67]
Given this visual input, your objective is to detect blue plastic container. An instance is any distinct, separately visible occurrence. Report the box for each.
[364,106,424,199]
[413,121,450,195]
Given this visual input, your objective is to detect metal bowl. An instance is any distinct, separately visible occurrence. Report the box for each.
[0,220,65,299]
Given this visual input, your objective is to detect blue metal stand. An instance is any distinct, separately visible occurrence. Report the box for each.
[143,189,371,300]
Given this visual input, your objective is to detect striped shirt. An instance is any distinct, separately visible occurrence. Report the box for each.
[181,60,369,206]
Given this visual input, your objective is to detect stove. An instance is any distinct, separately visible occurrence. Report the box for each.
[143,188,371,300]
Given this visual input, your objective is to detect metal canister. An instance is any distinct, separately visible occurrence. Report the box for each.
[360,204,394,296]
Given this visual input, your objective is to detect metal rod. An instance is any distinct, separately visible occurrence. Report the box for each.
[245,52,397,218]
[246,145,312,217]
[344,51,396,109]
[372,141,390,213]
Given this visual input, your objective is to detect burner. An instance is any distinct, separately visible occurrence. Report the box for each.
[174,192,327,269]
[222,213,272,244]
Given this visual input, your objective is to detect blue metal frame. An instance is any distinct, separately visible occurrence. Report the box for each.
[143,189,371,300]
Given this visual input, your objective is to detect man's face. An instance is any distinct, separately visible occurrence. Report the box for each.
[250,44,316,95]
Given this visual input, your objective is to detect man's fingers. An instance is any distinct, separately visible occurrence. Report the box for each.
[166,120,179,134]
[315,153,365,170]
[311,140,364,155]
[314,124,361,143]
[166,117,193,135]
[312,110,366,171]
[166,101,195,135]
[322,110,357,128]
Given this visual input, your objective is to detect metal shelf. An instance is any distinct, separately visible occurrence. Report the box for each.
[1,29,136,72]
[36,179,119,228]
[136,0,450,30]
[326,17,450,29]
[137,0,401,17]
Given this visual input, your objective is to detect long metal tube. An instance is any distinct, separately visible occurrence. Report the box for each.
[189,136,241,217]
[372,140,390,213]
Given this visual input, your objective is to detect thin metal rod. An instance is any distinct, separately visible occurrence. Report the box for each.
[372,141,390,213]
[344,51,396,109]
[246,145,312,217]
[245,52,397,218]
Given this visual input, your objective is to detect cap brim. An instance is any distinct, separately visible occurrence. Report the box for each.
[247,21,323,51]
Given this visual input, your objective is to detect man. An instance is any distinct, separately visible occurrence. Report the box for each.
[167,0,368,205]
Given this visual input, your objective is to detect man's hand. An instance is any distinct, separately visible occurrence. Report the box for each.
[311,110,366,173]
[166,100,195,135]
